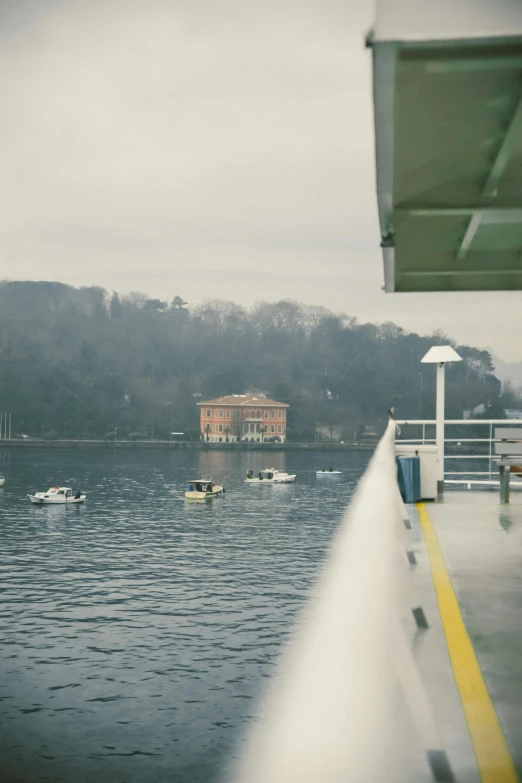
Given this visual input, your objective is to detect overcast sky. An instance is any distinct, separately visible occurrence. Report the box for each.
[1,0,521,361]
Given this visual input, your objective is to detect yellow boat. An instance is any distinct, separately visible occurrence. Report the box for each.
[184,479,224,500]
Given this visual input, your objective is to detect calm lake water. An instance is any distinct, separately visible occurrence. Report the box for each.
[0,447,370,783]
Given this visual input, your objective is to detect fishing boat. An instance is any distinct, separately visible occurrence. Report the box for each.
[185,480,224,499]
[316,469,342,476]
[28,486,86,505]
[245,469,296,484]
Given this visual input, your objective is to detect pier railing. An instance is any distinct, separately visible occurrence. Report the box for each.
[395,418,522,486]
[235,420,453,783]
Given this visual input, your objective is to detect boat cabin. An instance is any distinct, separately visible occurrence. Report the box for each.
[247,469,277,480]
[47,486,73,497]
[186,480,214,493]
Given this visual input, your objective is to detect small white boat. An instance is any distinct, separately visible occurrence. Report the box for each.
[245,468,296,484]
[316,469,342,476]
[0,475,5,487]
[28,486,86,505]
[185,480,224,499]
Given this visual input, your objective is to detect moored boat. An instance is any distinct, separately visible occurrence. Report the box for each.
[245,468,296,484]
[0,475,5,487]
[316,469,342,476]
[185,479,224,499]
[28,486,86,505]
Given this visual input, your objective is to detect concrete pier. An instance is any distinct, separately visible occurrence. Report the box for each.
[407,491,522,781]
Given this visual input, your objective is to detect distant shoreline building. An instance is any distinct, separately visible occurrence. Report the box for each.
[197,394,289,443]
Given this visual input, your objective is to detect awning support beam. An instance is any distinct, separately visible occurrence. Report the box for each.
[424,56,522,74]
[456,212,483,261]
[402,269,522,277]
[402,207,522,219]
[483,94,522,197]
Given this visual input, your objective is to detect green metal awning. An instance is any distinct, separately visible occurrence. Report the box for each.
[369,1,522,292]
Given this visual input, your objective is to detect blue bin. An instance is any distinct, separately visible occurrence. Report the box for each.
[397,456,421,503]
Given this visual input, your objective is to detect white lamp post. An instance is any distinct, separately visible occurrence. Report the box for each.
[421,345,462,493]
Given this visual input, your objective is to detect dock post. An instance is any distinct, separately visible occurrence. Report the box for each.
[499,463,510,504]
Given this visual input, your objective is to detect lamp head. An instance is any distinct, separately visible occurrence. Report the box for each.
[421,346,462,365]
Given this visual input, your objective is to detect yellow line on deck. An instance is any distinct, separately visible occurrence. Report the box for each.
[417,503,518,783]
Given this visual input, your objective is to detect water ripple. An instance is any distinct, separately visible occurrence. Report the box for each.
[0,447,367,782]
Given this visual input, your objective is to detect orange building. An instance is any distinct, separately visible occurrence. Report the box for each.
[197,394,289,443]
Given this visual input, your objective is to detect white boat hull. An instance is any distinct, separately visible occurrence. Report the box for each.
[185,485,224,499]
[245,476,296,484]
[0,478,5,487]
[28,494,86,505]
[316,471,342,476]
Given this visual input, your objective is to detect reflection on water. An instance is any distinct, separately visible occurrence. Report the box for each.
[0,447,369,783]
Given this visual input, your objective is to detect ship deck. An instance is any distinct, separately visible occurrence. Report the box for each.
[406,490,522,782]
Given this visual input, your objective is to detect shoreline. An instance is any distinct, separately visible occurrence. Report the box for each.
[0,439,375,452]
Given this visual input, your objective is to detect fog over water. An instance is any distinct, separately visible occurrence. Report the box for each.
[0,0,521,359]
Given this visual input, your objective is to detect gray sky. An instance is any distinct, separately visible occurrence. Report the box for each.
[1,0,521,361]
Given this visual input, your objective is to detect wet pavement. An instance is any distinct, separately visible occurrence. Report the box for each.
[407,490,522,782]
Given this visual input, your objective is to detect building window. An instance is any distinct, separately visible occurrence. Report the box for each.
[226,409,231,418]
[283,409,286,418]
[271,424,275,433]
[219,409,223,417]
[271,410,275,418]
[219,424,223,432]
[256,409,261,418]
[278,410,282,419]
[206,409,211,417]
[264,410,269,418]
[277,424,282,433]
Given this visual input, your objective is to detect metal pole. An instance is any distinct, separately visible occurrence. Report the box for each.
[489,422,492,481]
[436,363,445,493]
[500,464,510,504]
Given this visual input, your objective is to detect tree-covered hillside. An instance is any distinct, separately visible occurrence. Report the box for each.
[0,281,515,440]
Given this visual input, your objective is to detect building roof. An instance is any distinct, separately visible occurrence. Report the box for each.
[370,0,522,292]
[197,394,289,408]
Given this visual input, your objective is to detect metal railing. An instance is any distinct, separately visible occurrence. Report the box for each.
[395,418,522,485]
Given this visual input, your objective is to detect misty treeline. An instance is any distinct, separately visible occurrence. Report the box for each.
[0,280,518,441]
